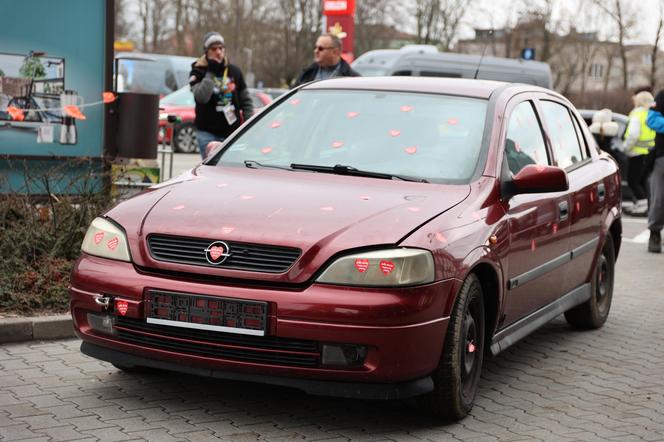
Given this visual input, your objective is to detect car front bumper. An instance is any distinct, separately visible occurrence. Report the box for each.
[70,254,457,399]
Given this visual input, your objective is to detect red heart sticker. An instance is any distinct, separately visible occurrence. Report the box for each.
[209,245,225,261]
[435,232,447,243]
[116,300,128,316]
[107,237,119,250]
[355,258,369,273]
[400,105,413,112]
[552,223,558,234]
[379,260,395,275]
[535,165,546,172]
[332,141,344,148]
[447,118,459,125]
[405,146,417,154]
[270,121,281,129]
[261,147,272,154]
[389,130,401,137]
[94,231,104,245]
[347,111,359,118]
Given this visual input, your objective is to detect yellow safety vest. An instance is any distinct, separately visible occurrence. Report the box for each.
[624,108,655,156]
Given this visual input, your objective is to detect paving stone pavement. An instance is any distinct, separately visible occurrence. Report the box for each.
[1,237,663,441]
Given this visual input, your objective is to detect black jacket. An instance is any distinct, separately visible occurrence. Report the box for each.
[189,56,254,138]
[294,58,360,87]
[654,91,664,158]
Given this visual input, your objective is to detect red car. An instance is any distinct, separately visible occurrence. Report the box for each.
[158,86,272,153]
[71,77,621,420]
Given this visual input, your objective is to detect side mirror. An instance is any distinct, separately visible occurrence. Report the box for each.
[511,164,569,194]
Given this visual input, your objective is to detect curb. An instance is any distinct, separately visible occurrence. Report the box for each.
[0,315,76,343]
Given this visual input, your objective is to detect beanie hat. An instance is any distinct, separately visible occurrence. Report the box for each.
[633,91,654,109]
[203,32,224,51]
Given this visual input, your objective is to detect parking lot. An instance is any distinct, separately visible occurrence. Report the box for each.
[1,218,663,441]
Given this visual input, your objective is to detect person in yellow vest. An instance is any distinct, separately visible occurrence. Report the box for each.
[622,91,656,215]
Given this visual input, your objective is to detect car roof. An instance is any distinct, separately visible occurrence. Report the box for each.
[301,76,545,99]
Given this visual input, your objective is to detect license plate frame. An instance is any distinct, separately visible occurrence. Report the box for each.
[145,290,268,336]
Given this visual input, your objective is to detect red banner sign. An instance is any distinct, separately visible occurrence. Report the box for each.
[323,0,355,15]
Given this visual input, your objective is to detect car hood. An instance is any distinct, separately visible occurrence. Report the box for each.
[107,165,470,283]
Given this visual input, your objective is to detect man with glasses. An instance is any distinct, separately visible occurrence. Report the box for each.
[294,34,360,87]
[189,32,254,159]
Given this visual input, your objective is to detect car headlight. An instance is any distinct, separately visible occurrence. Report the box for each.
[316,248,434,286]
[81,217,131,262]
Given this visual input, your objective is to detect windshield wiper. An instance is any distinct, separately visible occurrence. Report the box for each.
[244,160,292,171]
[290,163,428,183]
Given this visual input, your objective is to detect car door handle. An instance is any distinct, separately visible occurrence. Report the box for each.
[597,183,605,202]
[559,201,569,221]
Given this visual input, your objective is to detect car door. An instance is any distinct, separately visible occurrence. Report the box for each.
[538,99,604,293]
[500,98,573,326]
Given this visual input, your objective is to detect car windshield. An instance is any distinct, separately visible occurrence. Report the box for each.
[160,86,195,106]
[212,89,488,183]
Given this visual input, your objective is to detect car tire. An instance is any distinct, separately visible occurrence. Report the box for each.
[564,234,615,329]
[173,123,197,153]
[419,273,485,421]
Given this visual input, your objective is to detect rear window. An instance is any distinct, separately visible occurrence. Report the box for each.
[160,86,195,106]
[213,89,488,183]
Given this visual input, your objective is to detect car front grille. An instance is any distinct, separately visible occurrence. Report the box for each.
[147,234,301,273]
[114,316,320,367]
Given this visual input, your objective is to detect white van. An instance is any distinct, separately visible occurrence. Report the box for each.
[352,45,552,89]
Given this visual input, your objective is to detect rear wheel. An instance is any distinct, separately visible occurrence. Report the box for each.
[173,123,197,153]
[420,273,485,421]
[564,235,615,329]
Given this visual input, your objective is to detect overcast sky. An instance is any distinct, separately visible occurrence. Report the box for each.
[461,0,663,45]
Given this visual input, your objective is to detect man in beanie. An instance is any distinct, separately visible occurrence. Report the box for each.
[189,32,253,159]
[293,33,360,87]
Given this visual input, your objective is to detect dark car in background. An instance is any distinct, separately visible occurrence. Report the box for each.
[71,77,620,421]
[578,109,631,201]
[158,86,272,153]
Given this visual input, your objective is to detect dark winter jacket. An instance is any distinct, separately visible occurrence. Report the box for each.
[189,55,254,138]
[293,58,360,87]
[646,90,664,158]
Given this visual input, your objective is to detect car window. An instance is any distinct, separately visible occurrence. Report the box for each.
[570,111,592,157]
[504,101,548,176]
[214,89,489,183]
[540,100,586,169]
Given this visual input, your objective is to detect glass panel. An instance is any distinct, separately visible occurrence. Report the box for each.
[214,89,489,183]
[540,101,585,169]
[505,101,548,175]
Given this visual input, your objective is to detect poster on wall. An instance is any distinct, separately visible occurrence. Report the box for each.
[0,0,111,193]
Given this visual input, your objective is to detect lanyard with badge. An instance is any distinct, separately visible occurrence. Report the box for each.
[213,67,237,125]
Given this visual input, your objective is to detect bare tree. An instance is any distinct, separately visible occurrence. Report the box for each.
[414,0,475,51]
[592,0,637,89]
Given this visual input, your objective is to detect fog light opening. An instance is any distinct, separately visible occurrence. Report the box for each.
[321,344,367,366]
[87,312,115,335]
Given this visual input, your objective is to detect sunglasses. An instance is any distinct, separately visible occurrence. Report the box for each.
[314,45,335,52]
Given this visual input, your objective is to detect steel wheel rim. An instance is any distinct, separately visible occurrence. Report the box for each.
[595,254,610,314]
[461,299,481,397]
[176,126,197,153]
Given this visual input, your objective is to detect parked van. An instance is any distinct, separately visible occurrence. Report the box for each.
[352,45,552,89]
[115,52,196,97]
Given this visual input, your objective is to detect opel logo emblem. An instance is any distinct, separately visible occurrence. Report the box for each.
[204,241,231,265]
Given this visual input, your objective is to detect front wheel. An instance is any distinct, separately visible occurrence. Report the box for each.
[419,273,485,421]
[564,235,615,329]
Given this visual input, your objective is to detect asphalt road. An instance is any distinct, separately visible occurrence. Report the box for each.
[0,214,663,441]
